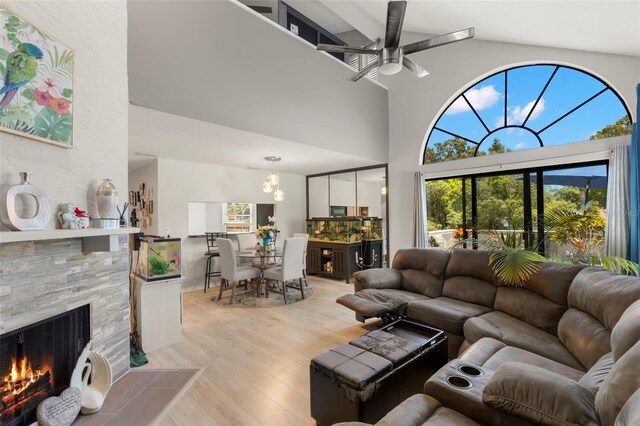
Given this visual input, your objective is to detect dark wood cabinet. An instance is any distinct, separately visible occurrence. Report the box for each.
[307,245,323,274]
[306,241,363,283]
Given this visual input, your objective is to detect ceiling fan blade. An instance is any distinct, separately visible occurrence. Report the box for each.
[348,61,379,82]
[317,44,379,55]
[402,28,474,55]
[384,1,407,49]
[403,57,429,78]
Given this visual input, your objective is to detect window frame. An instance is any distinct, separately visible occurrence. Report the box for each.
[425,159,609,254]
[222,202,254,232]
[422,63,632,165]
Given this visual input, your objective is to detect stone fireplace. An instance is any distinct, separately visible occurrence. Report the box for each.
[0,235,131,423]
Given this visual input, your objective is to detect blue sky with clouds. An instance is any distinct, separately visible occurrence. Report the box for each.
[427,65,629,158]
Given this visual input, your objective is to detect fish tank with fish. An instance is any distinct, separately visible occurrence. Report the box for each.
[306,218,363,243]
[136,237,181,281]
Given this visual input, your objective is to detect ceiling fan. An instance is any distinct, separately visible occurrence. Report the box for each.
[316,1,474,82]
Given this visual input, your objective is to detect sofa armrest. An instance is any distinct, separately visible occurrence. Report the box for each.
[353,268,402,292]
[482,362,599,426]
[332,395,441,426]
[376,394,441,426]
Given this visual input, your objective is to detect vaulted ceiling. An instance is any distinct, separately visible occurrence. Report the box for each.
[307,0,640,57]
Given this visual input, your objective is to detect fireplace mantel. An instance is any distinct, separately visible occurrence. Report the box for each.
[0,227,139,251]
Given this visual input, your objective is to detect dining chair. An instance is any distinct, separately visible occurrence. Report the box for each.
[236,233,256,250]
[262,237,307,304]
[293,232,309,287]
[217,238,261,304]
[235,232,256,266]
[203,232,227,293]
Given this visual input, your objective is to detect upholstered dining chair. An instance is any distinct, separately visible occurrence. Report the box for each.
[217,238,261,304]
[263,237,307,304]
[235,232,256,266]
[293,232,309,286]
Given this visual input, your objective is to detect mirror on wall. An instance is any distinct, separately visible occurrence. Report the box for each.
[356,168,386,219]
[329,172,357,216]
[306,165,389,266]
[308,176,329,218]
[188,202,275,235]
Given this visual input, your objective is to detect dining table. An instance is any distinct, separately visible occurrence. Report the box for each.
[237,249,283,297]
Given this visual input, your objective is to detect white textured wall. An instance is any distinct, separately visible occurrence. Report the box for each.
[0,1,128,231]
[155,158,306,291]
[384,35,640,257]
[128,0,389,163]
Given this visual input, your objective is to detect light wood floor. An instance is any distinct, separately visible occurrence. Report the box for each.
[144,276,375,426]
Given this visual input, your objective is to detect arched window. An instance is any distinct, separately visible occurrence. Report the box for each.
[423,64,632,164]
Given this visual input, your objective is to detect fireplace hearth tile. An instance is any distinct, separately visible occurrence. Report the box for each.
[99,370,161,414]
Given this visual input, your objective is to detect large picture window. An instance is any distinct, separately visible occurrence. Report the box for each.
[426,162,608,259]
[423,65,631,164]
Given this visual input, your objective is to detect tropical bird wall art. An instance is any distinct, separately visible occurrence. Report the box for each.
[0,5,74,147]
[0,43,44,112]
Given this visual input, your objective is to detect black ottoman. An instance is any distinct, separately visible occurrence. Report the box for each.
[310,319,447,425]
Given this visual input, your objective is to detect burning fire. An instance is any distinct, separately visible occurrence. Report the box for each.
[2,356,50,404]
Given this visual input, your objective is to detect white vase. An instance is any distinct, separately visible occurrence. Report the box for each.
[1,172,50,231]
[96,179,118,219]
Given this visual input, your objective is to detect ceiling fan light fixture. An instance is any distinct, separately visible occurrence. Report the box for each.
[379,61,402,75]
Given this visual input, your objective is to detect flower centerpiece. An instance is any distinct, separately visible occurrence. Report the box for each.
[256,225,275,252]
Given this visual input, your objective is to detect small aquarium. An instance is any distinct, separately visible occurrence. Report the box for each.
[306,218,362,243]
[362,217,383,240]
[136,237,181,281]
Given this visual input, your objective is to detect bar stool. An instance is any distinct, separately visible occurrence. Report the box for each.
[204,232,227,293]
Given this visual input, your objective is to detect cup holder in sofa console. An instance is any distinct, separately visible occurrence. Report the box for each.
[446,375,472,389]
[458,365,483,376]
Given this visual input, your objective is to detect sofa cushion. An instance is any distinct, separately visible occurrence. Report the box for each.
[492,262,582,336]
[611,299,640,361]
[464,311,585,371]
[337,293,395,317]
[443,250,497,308]
[579,352,614,395]
[392,248,451,297]
[493,286,566,336]
[558,308,611,370]
[482,362,599,426]
[373,394,480,426]
[558,268,640,368]
[353,288,431,314]
[353,268,402,292]
[406,297,492,335]
[460,338,584,381]
[596,341,640,426]
[567,268,640,330]
[616,387,640,426]
[524,262,584,305]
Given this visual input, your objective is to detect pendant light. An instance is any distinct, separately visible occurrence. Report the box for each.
[263,156,284,201]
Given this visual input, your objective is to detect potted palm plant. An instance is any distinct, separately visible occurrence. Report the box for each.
[455,206,638,286]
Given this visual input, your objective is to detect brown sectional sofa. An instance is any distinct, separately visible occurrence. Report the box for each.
[335,248,640,425]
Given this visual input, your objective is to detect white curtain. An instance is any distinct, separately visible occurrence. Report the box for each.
[605,145,630,258]
[413,171,428,248]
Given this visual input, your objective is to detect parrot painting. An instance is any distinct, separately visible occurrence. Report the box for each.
[0,43,44,113]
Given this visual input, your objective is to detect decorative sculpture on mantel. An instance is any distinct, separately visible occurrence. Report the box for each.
[70,340,113,414]
[57,203,81,229]
[1,172,50,230]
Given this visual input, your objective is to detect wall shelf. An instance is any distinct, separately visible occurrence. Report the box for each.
[0,227,140,252]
